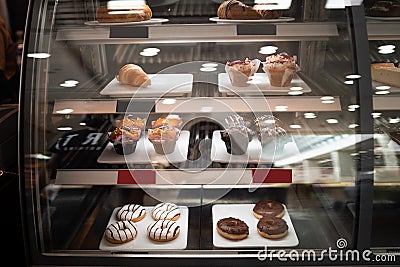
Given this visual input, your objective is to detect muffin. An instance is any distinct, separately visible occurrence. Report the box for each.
[152,114,182,129]
[148,126,180,155]
[118,116,146,131]
[224,114,252,129]
[254,115,287,147]
[262,53,300,87]
[220,126,254,155]
[225,58,260,87]
[109,126,141,155]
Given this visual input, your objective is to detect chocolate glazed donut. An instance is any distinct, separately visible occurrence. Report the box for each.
[216,217,249,240]
[257,215,288,239]
[253,200,285,219]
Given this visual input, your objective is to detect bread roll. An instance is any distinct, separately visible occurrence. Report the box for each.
[116,64,151,87]
[96,4,152,23]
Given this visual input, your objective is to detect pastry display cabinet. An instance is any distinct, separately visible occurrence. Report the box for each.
[18,0,400,266]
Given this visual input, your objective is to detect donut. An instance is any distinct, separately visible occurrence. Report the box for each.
[105,220,137,244]
[257,215,288,239]
[253,200,285,219]
[116,204,146,222]
[216,217,249,240]
[147,219,180,242]
[152,203,180,221]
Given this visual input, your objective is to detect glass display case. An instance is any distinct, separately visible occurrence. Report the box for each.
[19,0,400,266]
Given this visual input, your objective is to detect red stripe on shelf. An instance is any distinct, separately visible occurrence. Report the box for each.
[252,169,292,183]
[117,170,156,184]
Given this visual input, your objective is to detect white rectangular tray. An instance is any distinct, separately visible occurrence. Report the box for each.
[100,74,193,98]
[97,130,189,164]
[218,73,311,96]
[212,204,298,248]
[99,206,188,251]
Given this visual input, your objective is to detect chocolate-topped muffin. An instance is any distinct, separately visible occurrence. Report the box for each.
[221,126,253,155]
[109,126,141,155]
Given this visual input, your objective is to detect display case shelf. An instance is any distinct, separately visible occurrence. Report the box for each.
[367,22,400,40]
[53,97,342,114]
[55,23,339,44]
[55,168,292,186]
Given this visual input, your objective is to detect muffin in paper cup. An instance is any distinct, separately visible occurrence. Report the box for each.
[225,58,260,87]
[262,53,300,87]
[224,114,252,129]
[220,125,254,155]
[254,115,287,152]
[109,126,141,155]
[151,114,183,129]
[148,126,180,155]
[115,116,146,133]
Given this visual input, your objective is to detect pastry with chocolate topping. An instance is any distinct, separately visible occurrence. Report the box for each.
[216,217,249,240]
[367,1,400,17]
[108,126,141,155]
[217,0,282,20]
[253,200,285,219]
[221,125,254,155]
[257,215,288,239]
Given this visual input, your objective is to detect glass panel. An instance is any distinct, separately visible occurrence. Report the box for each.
[368,35,400,250]
[21,0,367,263]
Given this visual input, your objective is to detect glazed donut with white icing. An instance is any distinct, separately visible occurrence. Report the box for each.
[147,219,180,242]
[105,220,137,244]
[152,202,180,221]
[116,204,146,222]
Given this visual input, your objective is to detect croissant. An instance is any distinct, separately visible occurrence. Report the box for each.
[116,64,151,87]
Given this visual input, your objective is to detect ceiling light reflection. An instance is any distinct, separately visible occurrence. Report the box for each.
[56,108,74,114]
[27,53,51,59]
[378,49,395,55]
[346,74,361,79]
[161,99,177,105]
[320,96,334,101]
[372,112,382,118]
[348,104,360,109]
[378,44,396,50]
[288,91,303,95]
[375,85,391,90]
[304,112,316,119]
[389,117,400,124]
[375,90,390,95]
[326,118,339,124]
[274,105,288,111]
[57,126,73,131]
[200,67,217,72]
[201,63,218,68]
[259,45,279,55]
